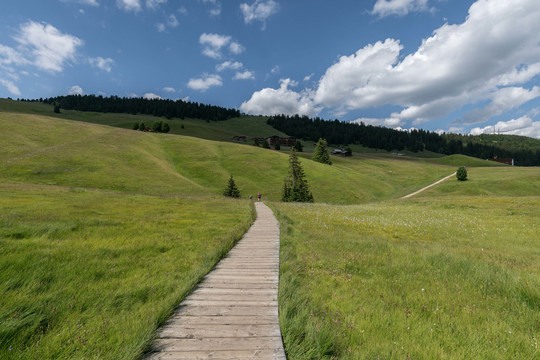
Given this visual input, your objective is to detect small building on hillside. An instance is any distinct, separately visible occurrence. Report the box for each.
[488,157,514,166]
[266,135,297,147]
[331,147,352,157]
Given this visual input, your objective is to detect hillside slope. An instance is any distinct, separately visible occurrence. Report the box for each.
[1,111,465,204]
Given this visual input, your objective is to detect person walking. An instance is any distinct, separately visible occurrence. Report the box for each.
[249,195,253,201]
[257,193,261,202]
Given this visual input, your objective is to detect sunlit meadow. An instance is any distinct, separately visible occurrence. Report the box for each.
[273,194,539,359]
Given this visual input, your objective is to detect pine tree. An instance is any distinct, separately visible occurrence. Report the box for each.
[132,122,139,130]
[293,140,303,152]
[223,175,241,198]
[312,138,332,165]
[162,122,170,133]
[282,148,313,202]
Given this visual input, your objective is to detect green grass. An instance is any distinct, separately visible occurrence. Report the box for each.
[272,192,540,359]
[420,166,540,197]
[2,104,538,360]
[0,111,460,204]
[0,99,285,144]
[427,154,507,167]
[0,183,254,359]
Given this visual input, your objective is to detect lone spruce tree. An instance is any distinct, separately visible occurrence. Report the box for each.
[282,148,314,202]
[223,175,240,198]
[312,138,332,165]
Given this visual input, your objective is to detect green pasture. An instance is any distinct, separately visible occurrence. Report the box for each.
[0,183,254,359]
[1,111,460,204]
[1,104,538,360]
[272,192,539,359]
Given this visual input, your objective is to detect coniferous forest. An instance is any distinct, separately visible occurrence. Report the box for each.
[267,115,540,166]
[42,95,240,122]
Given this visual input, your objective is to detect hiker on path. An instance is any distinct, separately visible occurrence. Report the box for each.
[258,193,261,201]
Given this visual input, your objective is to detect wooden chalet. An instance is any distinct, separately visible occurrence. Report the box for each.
[488,157,514,166]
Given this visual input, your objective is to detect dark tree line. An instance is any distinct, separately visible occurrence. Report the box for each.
[41,95,240,122]
[267,114,540,166]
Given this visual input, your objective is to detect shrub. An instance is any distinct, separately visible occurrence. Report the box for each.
[152,121,163,132]
[456,166,467,181]
[274,143,281,150]
[162,123,170,133]
[139,122,146,131]
[132,123,139,130]
[262,141,270,149]
[223,175,240,198]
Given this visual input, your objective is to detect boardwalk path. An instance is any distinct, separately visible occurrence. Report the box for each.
[148,202,286,360]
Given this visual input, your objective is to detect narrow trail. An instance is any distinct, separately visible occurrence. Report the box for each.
[147,202,286,360]
[401,172,456,199]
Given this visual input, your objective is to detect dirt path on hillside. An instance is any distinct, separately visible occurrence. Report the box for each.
[401,172,456,199]
[146,202,286,360]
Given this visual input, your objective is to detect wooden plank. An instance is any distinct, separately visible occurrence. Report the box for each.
[168,315,279,326]
[147,349,286,360]
[159,324,282,339]
[174,305,278,317]
[153,337,284,352]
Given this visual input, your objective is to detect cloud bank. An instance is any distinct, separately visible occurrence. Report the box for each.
[241,0,540,130]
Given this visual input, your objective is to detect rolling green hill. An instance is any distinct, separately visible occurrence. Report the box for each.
[0,110,465,204]
[1,104,538,360]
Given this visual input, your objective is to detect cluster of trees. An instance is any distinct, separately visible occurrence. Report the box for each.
[133,121,170,133]
[267,115,540,166]
[41,95,240,122]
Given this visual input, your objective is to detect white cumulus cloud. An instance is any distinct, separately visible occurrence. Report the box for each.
[68,85,84,95]
[143,92,162,99]
[0,79,21,96]
[240,78,320,116]
[240,0,279,29]
[313,0,540,123]
[163,87,176,93]
[216,61,243,72]
[61,0,99,6]
[89,56,114,72]
[14,21,83,72]
[117,0,141,12]
[470,116,540,138]
[199,33,244,59]
[187,74,223,91]
[461,86,540,124]
[371,0,431,18]
[234,70,255,80]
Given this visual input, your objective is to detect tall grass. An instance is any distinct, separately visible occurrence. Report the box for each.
[272,194,540,359]
[0,184,254,359]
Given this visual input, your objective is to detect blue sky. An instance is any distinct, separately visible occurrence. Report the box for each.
[1,0,540,138]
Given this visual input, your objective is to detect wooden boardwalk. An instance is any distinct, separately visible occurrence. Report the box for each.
[147,202,286,360]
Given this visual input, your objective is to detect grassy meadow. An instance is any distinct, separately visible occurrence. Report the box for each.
[0,184,254,359]
[272,168,540,359]
[0,111,460,204]
[1,101,538,359]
